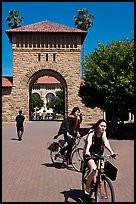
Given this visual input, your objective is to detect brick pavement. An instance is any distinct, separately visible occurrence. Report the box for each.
[2,121,134,202]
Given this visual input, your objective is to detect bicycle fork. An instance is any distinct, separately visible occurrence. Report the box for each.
[98,175,108,199]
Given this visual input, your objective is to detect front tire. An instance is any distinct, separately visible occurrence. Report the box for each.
[95,175,115,202]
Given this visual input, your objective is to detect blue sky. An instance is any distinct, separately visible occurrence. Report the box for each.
[2,2,134,76]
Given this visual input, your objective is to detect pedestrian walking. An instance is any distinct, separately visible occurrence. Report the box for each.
[16,110,25,141]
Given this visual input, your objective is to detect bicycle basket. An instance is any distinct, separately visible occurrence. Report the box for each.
[48,142,58,151]
[104,161,118,181]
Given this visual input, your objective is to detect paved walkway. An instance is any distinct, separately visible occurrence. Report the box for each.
[2,121,134,202]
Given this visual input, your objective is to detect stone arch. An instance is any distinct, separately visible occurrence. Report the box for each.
[26,68,68,120]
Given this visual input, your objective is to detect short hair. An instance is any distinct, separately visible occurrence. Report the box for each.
[19,110,22,114]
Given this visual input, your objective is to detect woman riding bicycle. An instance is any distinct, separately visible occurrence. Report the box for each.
[55,107,82,165]
[83,119,117,195]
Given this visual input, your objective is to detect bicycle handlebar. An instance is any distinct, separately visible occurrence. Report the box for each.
[85,153,118,161]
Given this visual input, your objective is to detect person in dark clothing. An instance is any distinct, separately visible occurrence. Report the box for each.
[16,110,25,141]
[55,107,81,165]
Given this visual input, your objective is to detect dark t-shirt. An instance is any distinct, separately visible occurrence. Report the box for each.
[89,135,104,156]
[65,116,79,136]
[16,114,25,130]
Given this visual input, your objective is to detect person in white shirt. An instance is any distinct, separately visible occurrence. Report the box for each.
[83,119,117,195]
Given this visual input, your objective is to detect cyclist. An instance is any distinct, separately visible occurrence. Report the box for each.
[83,119,117,195]
[54,107,81,165]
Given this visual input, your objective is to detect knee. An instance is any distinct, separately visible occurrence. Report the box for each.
[92,168,97,175]
[89,168,97,176]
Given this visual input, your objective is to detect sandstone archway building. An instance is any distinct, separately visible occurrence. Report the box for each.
[3,20,103,122]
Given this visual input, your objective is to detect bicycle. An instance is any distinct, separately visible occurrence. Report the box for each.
[48,135,84,172]
[81,153,118,202]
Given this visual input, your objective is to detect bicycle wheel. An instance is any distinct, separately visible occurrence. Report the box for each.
[71,147,84,172]
[50,146,64,165]
[95,175,115,202]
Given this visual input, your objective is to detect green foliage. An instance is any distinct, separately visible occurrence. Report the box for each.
[79,37,134,114]
[6,10,24,29]
[74,8,94,31]
[31,94,44,111]
[47,90,65,114]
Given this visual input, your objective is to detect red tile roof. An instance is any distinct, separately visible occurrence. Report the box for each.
[2,77,13,87]
[35,76,60,84]
[5,20,87,42]
[6,20,86,33]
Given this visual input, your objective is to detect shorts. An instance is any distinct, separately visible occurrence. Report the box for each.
[83,151,102,164]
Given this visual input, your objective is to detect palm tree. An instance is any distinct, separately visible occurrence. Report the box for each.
[6,10,24,29]
[74,8,94,77]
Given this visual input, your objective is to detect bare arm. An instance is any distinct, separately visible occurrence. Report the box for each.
[85,132,93,155]
[102,132,114,155]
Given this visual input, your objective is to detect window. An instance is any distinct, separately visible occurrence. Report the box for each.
[38,53,41,61]
[46,93,55,103]
[32,93,41,99]
[29,37,32,48]
[46,54,48,61]
[53,53,56,61]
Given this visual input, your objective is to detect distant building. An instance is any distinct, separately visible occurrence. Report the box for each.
[32,75,62,109]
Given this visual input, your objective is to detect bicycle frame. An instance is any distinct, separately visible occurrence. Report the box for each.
[50,135,83,172]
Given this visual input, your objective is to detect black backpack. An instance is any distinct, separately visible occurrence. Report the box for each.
[57,118,68,136]
[54,117,70,139]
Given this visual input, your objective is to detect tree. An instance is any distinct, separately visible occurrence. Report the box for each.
[31,94,44,111]
[47,90,65,115]
[79,37,134,115]
[6,10,24,29]
[74,8,94,76]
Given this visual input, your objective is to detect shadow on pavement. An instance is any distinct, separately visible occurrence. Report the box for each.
[42,163,78,172]
[60,188,95,202]
[11,138,20,141]
[42,162,67,169]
